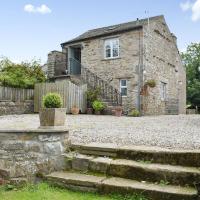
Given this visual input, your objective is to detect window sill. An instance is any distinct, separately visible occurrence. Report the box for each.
[102,57,121,61]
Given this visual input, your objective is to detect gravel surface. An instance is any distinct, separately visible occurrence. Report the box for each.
[0,114,200,150]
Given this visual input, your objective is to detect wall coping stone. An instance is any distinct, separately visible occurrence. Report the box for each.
[0,128,69,134]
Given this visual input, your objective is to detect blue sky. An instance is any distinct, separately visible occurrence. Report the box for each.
[0,0,200,64]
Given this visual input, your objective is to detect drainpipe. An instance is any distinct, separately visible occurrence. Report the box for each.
[137,28,144,114]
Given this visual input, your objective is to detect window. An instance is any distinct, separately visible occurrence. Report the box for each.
[104,38,119,59]
[160,82,167,100]
[120,79,127,97]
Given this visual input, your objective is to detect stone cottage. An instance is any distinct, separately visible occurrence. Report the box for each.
[47,15,186,115]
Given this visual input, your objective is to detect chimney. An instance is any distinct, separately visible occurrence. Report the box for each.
[171,33,177,45]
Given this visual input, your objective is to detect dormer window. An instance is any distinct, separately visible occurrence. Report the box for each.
[104,38,119,59]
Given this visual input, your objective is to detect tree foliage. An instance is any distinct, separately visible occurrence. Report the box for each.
[0,57,46,89]
[181,43,200,107]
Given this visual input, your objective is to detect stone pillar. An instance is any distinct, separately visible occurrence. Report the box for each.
[47,51,67,78]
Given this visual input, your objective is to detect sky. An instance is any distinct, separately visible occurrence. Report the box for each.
[0,0,200,64]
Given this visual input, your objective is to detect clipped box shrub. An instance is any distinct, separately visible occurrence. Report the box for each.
[43,93,63,108]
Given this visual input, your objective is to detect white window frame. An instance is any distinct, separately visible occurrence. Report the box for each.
[120,79,127,97]
[160,82,167,101]
[104,38,119,59]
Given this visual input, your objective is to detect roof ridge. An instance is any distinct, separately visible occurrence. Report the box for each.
[87,15,164,32]
[61,15,164,46]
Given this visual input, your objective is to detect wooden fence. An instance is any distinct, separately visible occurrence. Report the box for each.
[34,81,87,113]
[0,86,34,102]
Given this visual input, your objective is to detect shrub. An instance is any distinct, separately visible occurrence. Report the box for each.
[43,93,62,108]
[86,87,101,107]
[145,79,156,88]
[0,57,46,89]
[92,100,105,111]
[128,109,140,117]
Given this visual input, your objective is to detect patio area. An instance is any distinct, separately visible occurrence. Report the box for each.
[0,114,200,150]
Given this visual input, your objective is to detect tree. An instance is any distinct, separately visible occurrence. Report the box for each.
[181,43,200,108]
[0,57,46,89]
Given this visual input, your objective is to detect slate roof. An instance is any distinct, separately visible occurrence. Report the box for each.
[61,15,164,46]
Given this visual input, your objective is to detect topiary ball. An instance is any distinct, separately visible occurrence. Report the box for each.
[43,93,63,108]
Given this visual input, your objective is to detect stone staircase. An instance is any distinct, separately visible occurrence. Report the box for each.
[69,58,122,113]
[45,143,200,200]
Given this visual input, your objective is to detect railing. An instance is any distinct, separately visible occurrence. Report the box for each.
[69,58,122,105]
[69,58,81,75]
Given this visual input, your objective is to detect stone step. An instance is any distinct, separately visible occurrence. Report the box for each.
[45,171,198,200]
[64,153,200,186]
[70,143,200,167]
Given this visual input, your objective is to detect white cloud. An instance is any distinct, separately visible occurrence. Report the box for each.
[180,1,193,11]
[191,0,200,21]
[24,4,35,13]
[24,4,51,14]
[180,0,200,21]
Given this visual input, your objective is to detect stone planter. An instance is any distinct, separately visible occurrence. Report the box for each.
[71,107,79,115]
[39,108,66,127]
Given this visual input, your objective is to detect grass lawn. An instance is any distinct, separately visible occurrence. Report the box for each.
[0,183,148,200]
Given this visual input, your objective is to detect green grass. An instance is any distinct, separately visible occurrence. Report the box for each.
[0,183,148,200]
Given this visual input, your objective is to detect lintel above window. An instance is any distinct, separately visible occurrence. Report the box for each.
[104,38,119,59]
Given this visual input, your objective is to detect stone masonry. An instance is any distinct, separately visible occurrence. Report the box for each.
[142,17,186,115]
[0,129,69,182]
[0,100,34,116]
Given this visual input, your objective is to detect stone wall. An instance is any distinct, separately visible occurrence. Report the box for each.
[0,129,69,182]
[0,100,34,116]
[142,17,186,115]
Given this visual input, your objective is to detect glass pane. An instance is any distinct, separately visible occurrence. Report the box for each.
[112,39,119,47]
[121,88,127,96]
[113,48,119,57]
[106,48,111,58]
[161,82,166,99]
[121,80,127,86]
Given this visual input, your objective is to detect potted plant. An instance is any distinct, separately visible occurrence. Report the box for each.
[92,100,105,115]
[86,87,101,114]
[145,79,156,88]
[39,93,66,127]
[115,106,123,117]
[128,108,140,117]
[71,105,79,115]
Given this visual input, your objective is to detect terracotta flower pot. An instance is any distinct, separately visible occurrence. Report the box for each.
[71,107,79,115]
[39,108,66,127]
[115,106,123,117]
[115,109,122,117]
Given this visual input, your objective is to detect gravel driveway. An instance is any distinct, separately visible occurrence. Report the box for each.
[0,114,200,150]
